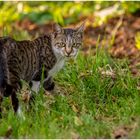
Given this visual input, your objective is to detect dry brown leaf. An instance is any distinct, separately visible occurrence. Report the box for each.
[98,66,116,79]
[113,123,138,139]
[4,126,12,138]
[72,105,79,113]
[113,127,128,139]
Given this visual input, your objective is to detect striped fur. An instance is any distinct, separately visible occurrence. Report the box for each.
[0,23,84,115]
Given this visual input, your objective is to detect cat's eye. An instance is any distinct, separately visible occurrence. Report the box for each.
[73,43,81,48]
[60,42,65,47]
[76,43,81,48]
[73,43,76,47]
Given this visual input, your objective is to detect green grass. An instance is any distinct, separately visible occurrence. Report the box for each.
[0,49,140,139]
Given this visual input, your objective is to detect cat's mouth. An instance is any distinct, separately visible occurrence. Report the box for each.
[64,53,76,58]
[65,54,72,57]
[63,50,77,58]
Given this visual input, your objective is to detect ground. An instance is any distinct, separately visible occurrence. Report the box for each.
[0,50,140,138]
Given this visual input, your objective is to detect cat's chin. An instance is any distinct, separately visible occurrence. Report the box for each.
[64,55,76,60]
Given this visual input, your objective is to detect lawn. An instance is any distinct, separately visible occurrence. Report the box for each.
[0,49,140,139]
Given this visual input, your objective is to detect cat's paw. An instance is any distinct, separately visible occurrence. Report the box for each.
[43,78,55,91]
[17,106,25,121]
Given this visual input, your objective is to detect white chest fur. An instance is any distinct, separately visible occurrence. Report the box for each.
[48,57,65,78]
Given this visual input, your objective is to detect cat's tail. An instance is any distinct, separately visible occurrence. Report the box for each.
[0,37,8,96]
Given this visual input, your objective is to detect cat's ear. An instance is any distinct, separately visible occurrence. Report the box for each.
[53,23,63,33]
[75,21,86,33]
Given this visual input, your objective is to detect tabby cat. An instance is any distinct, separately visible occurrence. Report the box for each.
[0,23,85,116]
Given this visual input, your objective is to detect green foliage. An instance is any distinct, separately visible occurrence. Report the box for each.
[1,1,140,27]
[121,1,140,14]
[19,1,95,25]
[0,2,19,27]
[0,1,94,26]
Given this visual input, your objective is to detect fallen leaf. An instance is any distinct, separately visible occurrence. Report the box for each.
[5,126,12,138]
[72,105,79,113]
[74,116,83,126]
[113,123,138,139]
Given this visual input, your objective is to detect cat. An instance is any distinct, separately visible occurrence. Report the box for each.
[0,22,85,116]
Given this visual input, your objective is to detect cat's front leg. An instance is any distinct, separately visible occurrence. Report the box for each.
[29,77,55,101]
[29,76,55,94]
[43,77,55,91]
[30,81,40,93]
[28,77,55,107]
[28,80,40,105]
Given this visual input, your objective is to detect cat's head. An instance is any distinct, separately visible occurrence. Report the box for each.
[51,22,85,58]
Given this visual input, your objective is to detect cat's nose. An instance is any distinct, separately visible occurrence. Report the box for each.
[65,47,72,56]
